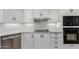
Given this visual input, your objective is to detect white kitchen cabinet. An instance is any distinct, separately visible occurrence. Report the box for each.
[21,33,33,49]
[48,9,59,22]
[24,9,33,23]
[70,9,79,15]
[0,9,3,23]
[59,9,79,16]
[24,9,49,23]
[33,9,59,22]
[50,41,63,49]
[33,9,49,18]
[34,33,50,49]
[50,33,63,49]
[3,9,24,23]
[59,9,70,16]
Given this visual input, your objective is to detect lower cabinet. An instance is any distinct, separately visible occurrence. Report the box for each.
[21,33,34,49]
[21,32,63,49]
[33,33,50,49]
[21,33,50,49]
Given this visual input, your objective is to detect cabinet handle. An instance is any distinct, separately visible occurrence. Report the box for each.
[55,33,58,35]
[32,35,33,38]
[55,37,58,39]
[54,42,58,44]
[70,44,74,47]
[54,46,58,48]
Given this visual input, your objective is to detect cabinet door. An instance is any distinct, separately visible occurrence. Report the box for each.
[70,9,79,15]
[48,9,59,22]
[15,9,24,22]
[34,33,50,49]
[21,33,33,49]
[33,9,59,22]
[59,9,70,16]
[0,9,3,23]
[33,9,49,18]
[4,9,24,23]
[24,9,33,23]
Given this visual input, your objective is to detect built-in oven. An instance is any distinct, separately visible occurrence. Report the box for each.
[64,28,79,44]
[63,16,79,44]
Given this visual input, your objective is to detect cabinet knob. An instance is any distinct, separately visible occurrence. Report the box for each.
[40,34,44,38]
[40,13,43,17]
[70,9,73,12]
[12,17,16,21]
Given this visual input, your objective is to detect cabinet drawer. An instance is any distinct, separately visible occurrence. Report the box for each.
[51,37,63,42]
[51,41,63,46]
[50,42,63,49]
[50,45,62,49]
[51,33,63,37]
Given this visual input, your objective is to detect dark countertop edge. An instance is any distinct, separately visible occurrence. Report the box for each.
[0,33,21,37]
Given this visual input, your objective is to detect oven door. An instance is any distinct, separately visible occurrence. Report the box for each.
[64,28,79,44]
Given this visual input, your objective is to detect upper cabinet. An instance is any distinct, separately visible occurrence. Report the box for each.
[1,9,79,23]
[59,9,70,16]
[0,9,59,23]
[24,9,33,23]
[48,9,59,22]
[33,9,49,18]
[0,9,3,23]
[70,9,79,15]
[33,9,59,22]
[3,9,24,23]
[24,9,49,23]
[59,9,79,16]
